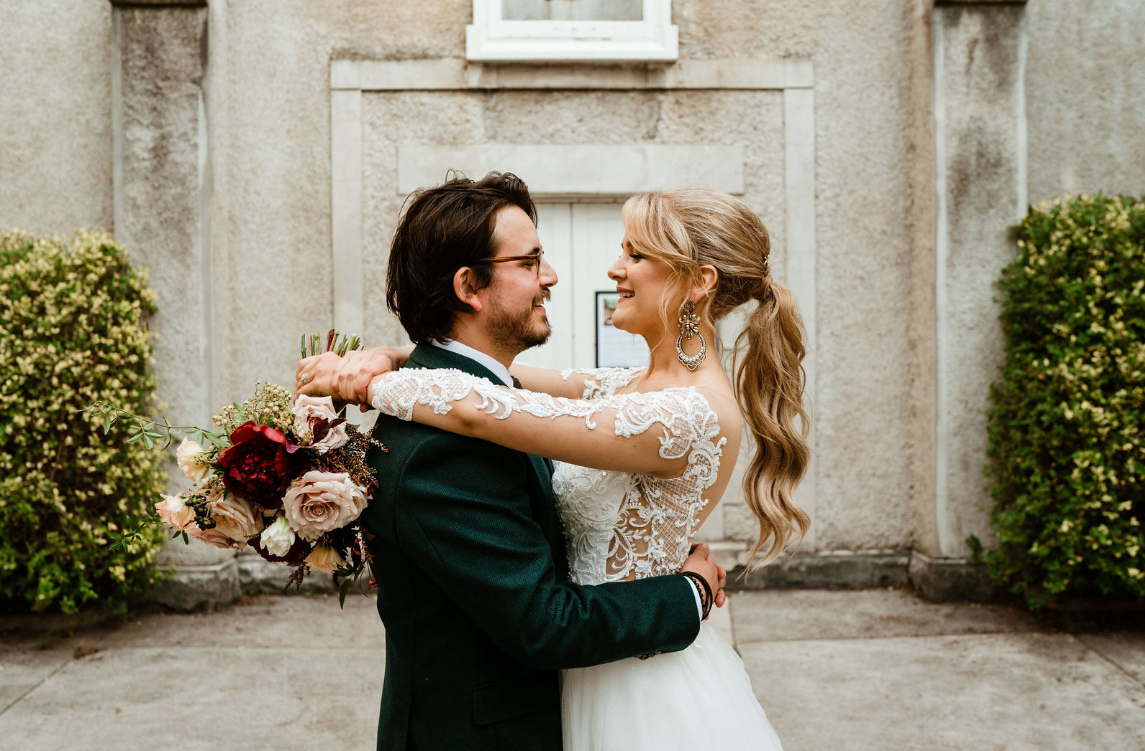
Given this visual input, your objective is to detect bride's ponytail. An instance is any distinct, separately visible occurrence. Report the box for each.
[733,279,810,566]
[623,189,810,567]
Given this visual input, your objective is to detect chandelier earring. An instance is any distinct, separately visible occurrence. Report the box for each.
[676,300,707,371]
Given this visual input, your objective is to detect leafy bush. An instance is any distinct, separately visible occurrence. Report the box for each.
[986,194,1145,608]
[0,229,168,614]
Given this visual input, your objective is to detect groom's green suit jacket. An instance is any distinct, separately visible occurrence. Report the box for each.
[361,344,700,751]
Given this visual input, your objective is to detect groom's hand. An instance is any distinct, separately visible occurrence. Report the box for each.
[680,543,724,616]
[689,542,728,609]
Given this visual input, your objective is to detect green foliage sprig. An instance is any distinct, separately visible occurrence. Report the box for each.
[0,229,168,615]
[985,194,1145,608]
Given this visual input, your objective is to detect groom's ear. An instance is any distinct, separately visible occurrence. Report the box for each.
[453,267,484,313]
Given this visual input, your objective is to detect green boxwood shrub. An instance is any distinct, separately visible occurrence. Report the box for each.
[0,229,168,615]
[986,194,1144,608]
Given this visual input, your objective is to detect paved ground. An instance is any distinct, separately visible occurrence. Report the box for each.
[1,588,1143,751]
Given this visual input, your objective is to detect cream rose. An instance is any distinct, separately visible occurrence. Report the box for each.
[176,439,210,483]
[305,544,345,574]
[191,492,262,550]
[282,471,368,541]
[259,515,297,558]
[292,395,349,453]
[155,494,198,533]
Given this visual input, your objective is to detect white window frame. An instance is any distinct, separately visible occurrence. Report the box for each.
[465,0,678,63]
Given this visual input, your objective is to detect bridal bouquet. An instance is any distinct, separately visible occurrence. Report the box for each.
[87,331,384,601]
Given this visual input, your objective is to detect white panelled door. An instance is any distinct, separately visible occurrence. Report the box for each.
[519,203,650,371]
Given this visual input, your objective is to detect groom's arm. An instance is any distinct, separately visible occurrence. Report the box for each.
[392,433,701,671]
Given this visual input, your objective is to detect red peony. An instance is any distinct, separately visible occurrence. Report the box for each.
[216,421,299,509]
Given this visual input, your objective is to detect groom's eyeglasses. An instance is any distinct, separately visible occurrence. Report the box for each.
[477,249,545,278]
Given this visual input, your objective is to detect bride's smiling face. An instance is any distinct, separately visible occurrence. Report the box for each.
[607,233,676,339]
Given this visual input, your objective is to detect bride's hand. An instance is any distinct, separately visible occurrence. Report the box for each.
[296,346,412,408]
[295,352,344,401]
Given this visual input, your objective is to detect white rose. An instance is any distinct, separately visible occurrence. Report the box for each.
[259,515,297,558]
[282,471,368,542]
[191,491,262,550]
[305,544,345,574]
[292,395,349,453]
[176,439,210,483]
[155,494,198,533]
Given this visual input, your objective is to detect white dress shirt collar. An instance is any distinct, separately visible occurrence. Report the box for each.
[429,339,515,387]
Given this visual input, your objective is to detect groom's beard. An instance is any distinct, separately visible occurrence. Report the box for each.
[489,289,552,352]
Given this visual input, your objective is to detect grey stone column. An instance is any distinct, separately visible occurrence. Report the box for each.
[916,0,1027,600]
[110,0,237,609]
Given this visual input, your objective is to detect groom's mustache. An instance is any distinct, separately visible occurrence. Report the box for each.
[533,290,552,306]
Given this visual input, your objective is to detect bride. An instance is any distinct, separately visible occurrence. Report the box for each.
[312,188,806,750]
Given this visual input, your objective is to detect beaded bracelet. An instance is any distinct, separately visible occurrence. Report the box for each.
[680,571,713,621]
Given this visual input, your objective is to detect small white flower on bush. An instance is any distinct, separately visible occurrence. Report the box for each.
[259,514,297,558]
[292,395,349,453]
[176,439,210,483]
[283,470,367,541]
[305,544,345,574]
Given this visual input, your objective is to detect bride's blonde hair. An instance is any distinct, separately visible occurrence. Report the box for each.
[622,189,810,566]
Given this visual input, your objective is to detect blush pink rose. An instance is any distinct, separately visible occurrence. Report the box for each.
[155,494,199,533]
[292,395,349,453]
[282,471,367,541]
[191,491,262,550]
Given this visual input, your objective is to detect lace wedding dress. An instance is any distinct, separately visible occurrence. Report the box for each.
[372,366,784,751]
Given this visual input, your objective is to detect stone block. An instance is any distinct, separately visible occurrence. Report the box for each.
[148,560,241,611]
[908,551,994,602]
[236,553,337,595]
[728,551,910,591]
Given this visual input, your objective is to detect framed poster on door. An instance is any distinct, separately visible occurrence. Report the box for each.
[595,291,650,367]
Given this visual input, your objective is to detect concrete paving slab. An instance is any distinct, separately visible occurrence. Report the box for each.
[1,594,382,653]
[732,587,1043,644]
[0,649,69,715]
[741,632,1145,751]
[0,645,385,751]
[1075,631,1145,686]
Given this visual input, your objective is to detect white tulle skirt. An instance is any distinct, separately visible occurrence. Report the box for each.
[561,622,784,750]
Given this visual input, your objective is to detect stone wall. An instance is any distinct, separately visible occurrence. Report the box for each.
[2,0,1144,604]
[0,0,114,232]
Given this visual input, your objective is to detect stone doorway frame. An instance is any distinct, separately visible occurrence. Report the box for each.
[327,57,819,551]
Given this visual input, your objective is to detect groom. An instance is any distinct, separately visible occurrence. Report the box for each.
[298,172,722,751]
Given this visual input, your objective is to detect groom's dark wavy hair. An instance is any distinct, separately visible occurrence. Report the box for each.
[386,171,537,344]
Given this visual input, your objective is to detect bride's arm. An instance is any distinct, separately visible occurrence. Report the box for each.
[369,369,718,478]
[509,363,643,399]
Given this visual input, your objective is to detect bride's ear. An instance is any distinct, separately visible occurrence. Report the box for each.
[690,265,719,304]
[453,267,484,313]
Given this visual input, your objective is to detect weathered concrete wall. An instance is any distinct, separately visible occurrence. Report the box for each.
[1025,0,1145,201]
[678,0,934,552]
[212,0,471,401]
[5,0,1143,592]
[0,1,113,231]
[112,5,226,581]
[934,5,1025,558]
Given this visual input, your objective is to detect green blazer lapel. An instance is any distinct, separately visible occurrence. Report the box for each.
[404,344,554,493]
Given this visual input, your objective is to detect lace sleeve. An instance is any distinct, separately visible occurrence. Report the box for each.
[557,367,644,399]
[370,368,723,476]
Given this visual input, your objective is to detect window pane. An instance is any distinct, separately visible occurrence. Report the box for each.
[502,0,642,22]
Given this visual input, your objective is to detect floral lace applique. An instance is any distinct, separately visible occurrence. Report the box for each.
[371,368,726,585]
[558,367,644,400]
